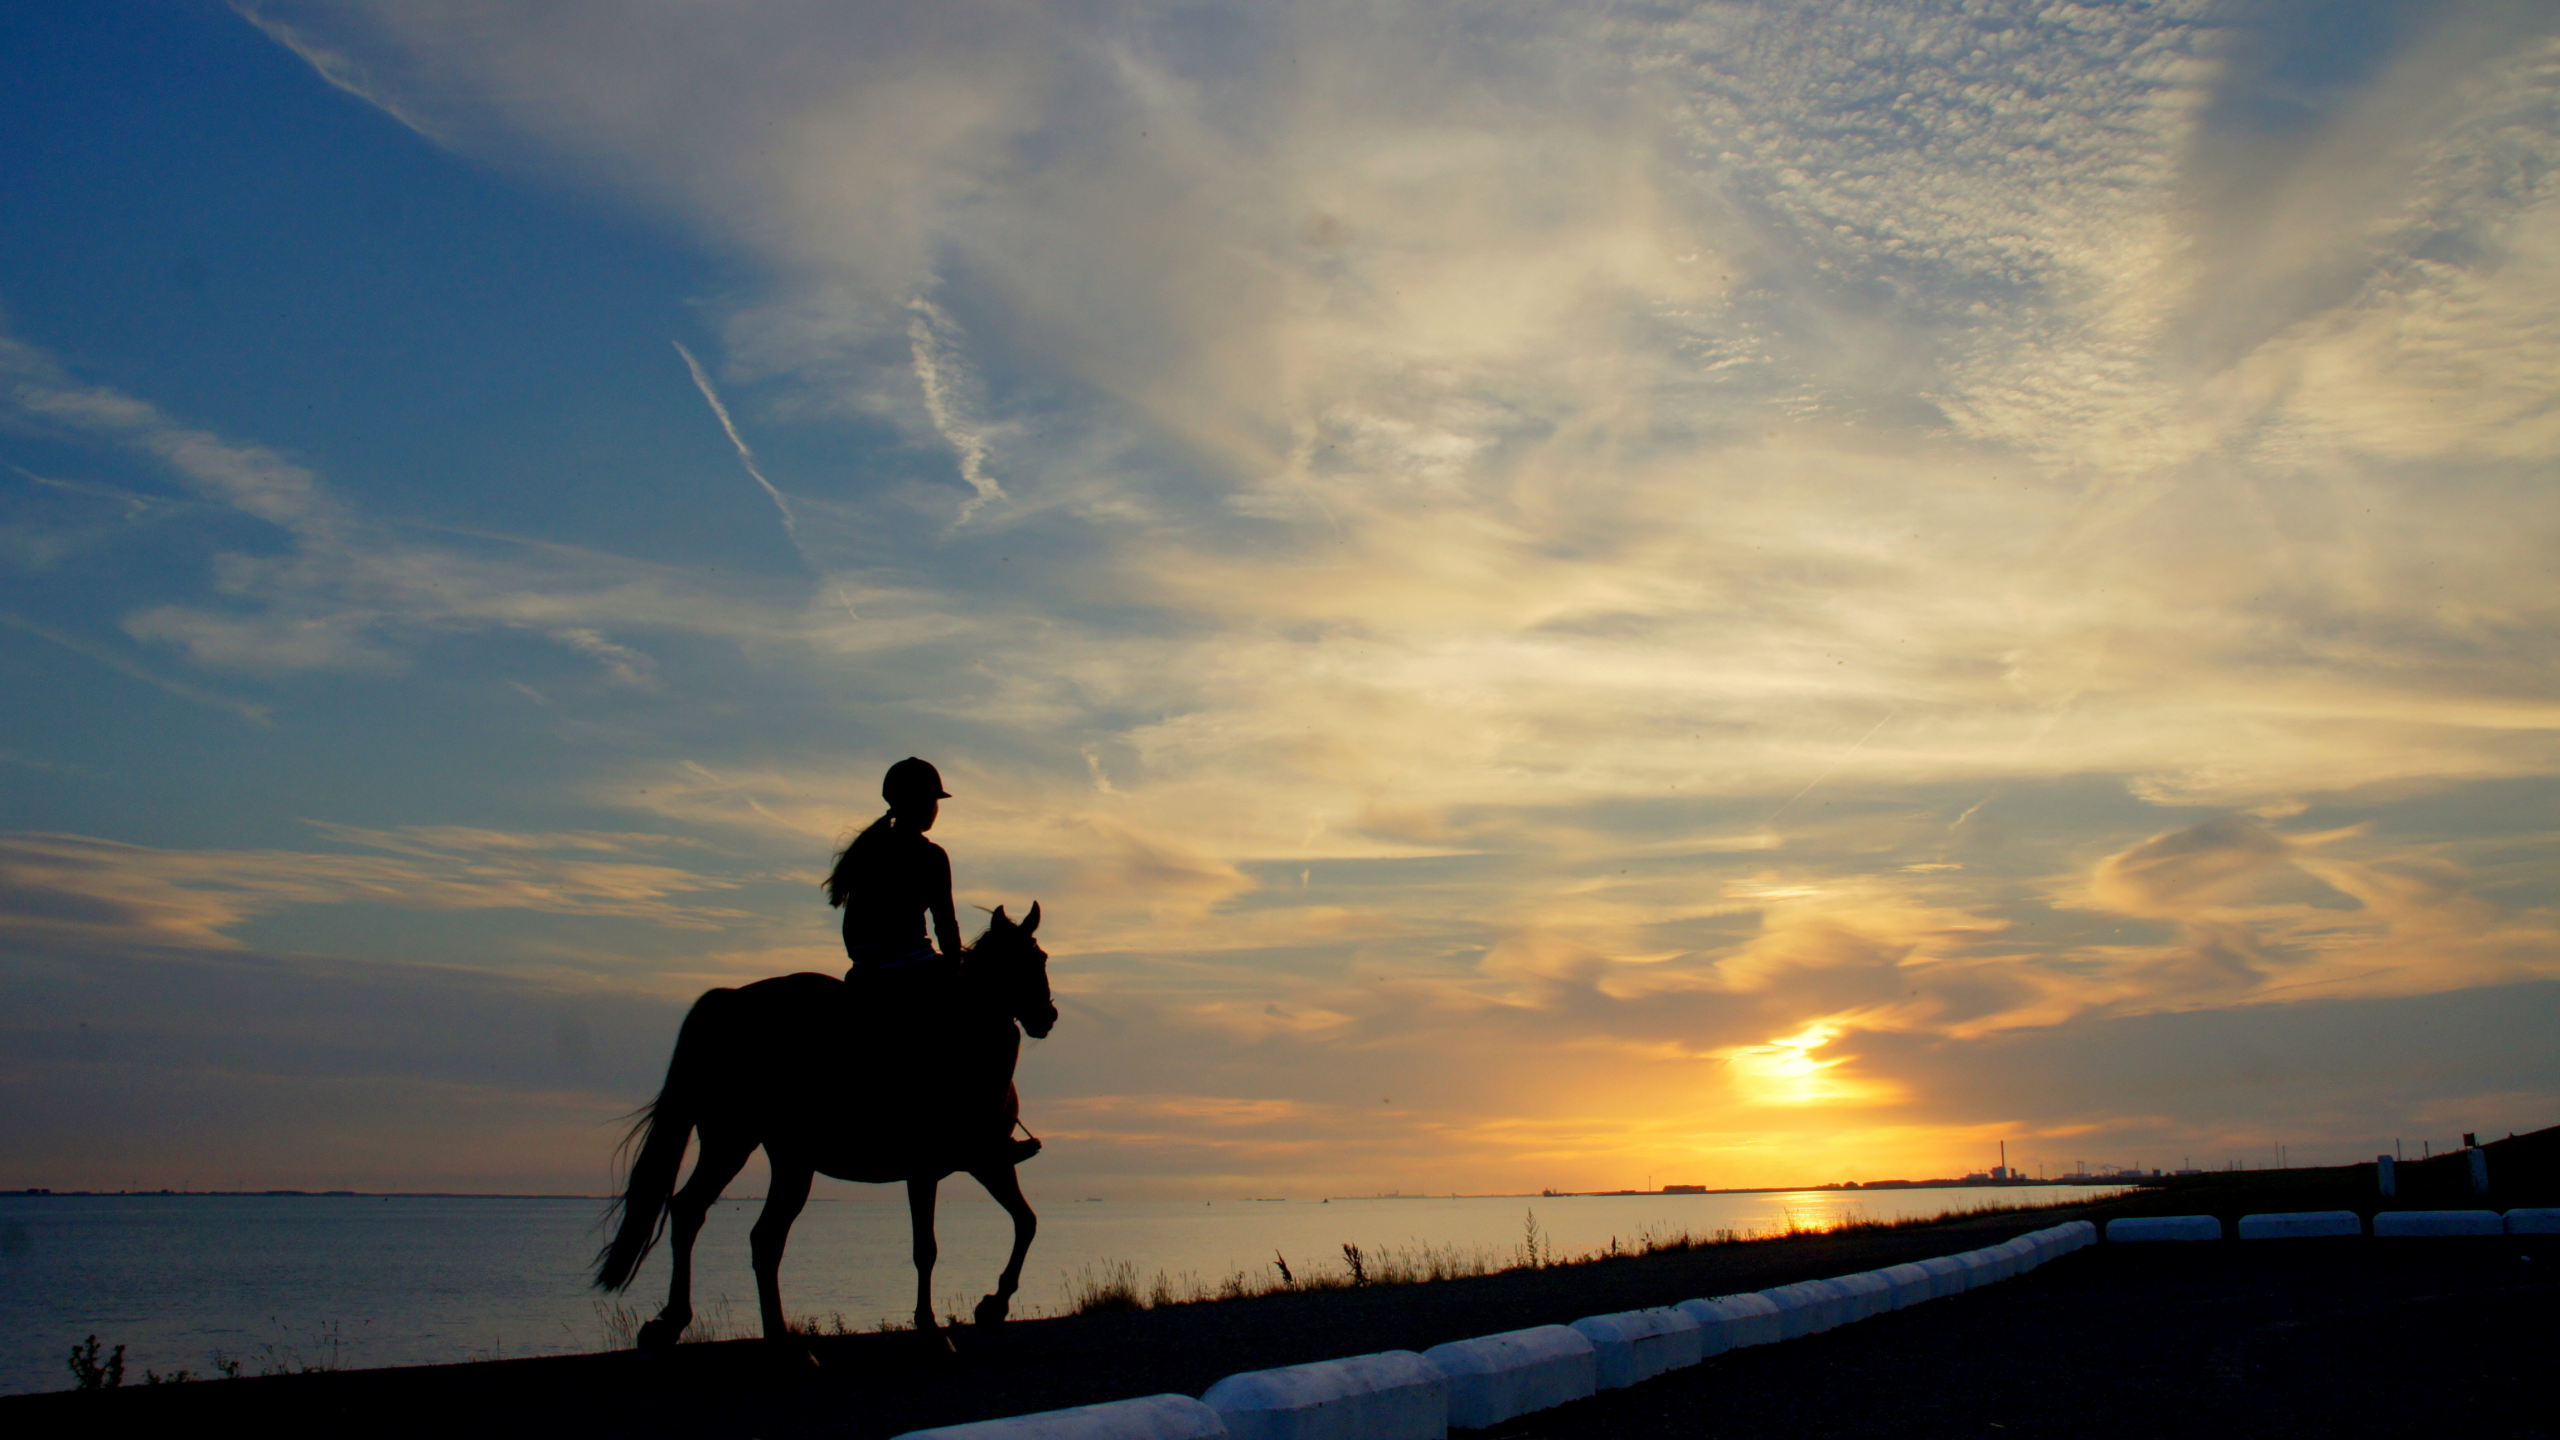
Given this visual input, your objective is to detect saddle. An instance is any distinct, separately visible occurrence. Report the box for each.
[820,959,1025,1173]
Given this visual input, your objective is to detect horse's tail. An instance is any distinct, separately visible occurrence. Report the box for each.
[593,989,733,1291]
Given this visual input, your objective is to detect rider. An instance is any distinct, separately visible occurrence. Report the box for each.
[827,756,1040,1167]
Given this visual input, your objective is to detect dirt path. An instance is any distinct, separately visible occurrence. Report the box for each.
[1490,1238,2556,1440]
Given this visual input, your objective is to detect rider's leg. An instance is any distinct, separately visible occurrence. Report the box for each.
[995,1080,1040,1164]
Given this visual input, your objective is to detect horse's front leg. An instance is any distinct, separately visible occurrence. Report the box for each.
[750,1156,813,1345]
[967,1164,1038,1326]
[906,1174,952,1344]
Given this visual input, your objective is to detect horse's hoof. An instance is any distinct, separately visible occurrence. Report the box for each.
[636,1317,685,1354]
[972,1294,1010,1328]
[913,1324,957,1357]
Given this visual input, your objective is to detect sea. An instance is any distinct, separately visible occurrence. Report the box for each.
[0,1183,2127,1396]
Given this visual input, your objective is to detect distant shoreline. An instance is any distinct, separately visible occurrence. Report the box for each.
[1,1178,2139,1202]
[0,1189,607,1200]
[1,1179,2136,1203]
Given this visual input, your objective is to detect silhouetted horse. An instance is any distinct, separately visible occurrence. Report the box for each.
[595,904,1055,1349]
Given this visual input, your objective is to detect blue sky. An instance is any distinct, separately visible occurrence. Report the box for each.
[4,0,2558,1198]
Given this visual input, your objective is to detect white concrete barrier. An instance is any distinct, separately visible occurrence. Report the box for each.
[2237,1210,2361,1240]
[1996,1237,2037,1275]
[1956,1248,2006,1287]
[1201,1351,1447,1440]
[1760,1278,1851,1338]
[2507,1208,2560,1235]
[896,1395,1229,1440]
[1878,1262,1934,1310]
[2372,1210,2504,1237]
[1421,1326,1592,1429]
[1677,1293,1782,1350]
[1831,1270,1893,1322]
[1568,1307,1702,1391]
[2105,1215,2222,1242]
[1914,1254,1970,1298]
[2064,1220,2099,1250]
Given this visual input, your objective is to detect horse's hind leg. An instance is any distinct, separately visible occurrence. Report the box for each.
[750,1157,812,1344]
[641,1128,754,1350]
[966,1164,1038,1327]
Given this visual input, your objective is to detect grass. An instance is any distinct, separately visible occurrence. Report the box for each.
[590,1295,913,1350]
[60,1316,355,1389]
[1060,1192,2107,1318]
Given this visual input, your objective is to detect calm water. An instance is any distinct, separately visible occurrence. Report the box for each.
[0,1184,2124,1395]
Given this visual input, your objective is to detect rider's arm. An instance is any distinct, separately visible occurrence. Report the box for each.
[927,843,962,959]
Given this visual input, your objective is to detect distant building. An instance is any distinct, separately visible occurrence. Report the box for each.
[1661,1184,1706,1194]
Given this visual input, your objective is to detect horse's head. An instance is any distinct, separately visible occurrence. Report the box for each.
[971,902,1056,1039]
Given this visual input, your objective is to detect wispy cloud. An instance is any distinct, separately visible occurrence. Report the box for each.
[0,826,758,955]
[0,612,270,724]
[226,1,452,145]
[905,297,1005,524]
[671,339,803,544]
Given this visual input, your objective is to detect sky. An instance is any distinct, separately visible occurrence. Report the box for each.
[3,0,2557,1200]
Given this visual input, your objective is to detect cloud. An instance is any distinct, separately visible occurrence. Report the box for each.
[906,298,1007,524]
[2089,814,2299,916]
[8,0,2541,1194]
[0,827,756,955]
[0,934,689,1191]
[0,611,270,723]
[2,327,857,683]
[671,340,803,546]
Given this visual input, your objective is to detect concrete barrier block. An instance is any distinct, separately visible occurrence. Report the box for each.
[2237,1210,2361,1240]
[1914,1254,1970,1299]
[1421,1326,1593,1429]
[2373,1210,2504,1238]
[1202,1351,1447,1440]
[1569,1307,1703,1390]
[2105,1215,2222,1243]
[897,1395,1229,1440]
[1759,1279,1851,1338]
[2506,1208,2560,1235]
[1677,1293,1782,1350]
[1878,1262,1934,1309]
[2065,1220,2098,1250]
[1956,1248,2006,1287]
[1829,1270,1893,1322]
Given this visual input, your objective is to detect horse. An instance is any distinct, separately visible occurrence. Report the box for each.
[593,903,1055,1350]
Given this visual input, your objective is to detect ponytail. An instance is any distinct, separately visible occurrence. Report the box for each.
[824,810,896,908]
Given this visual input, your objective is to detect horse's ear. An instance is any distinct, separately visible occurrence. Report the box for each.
[990,904,1010,929]
[1023,901,1041,936]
